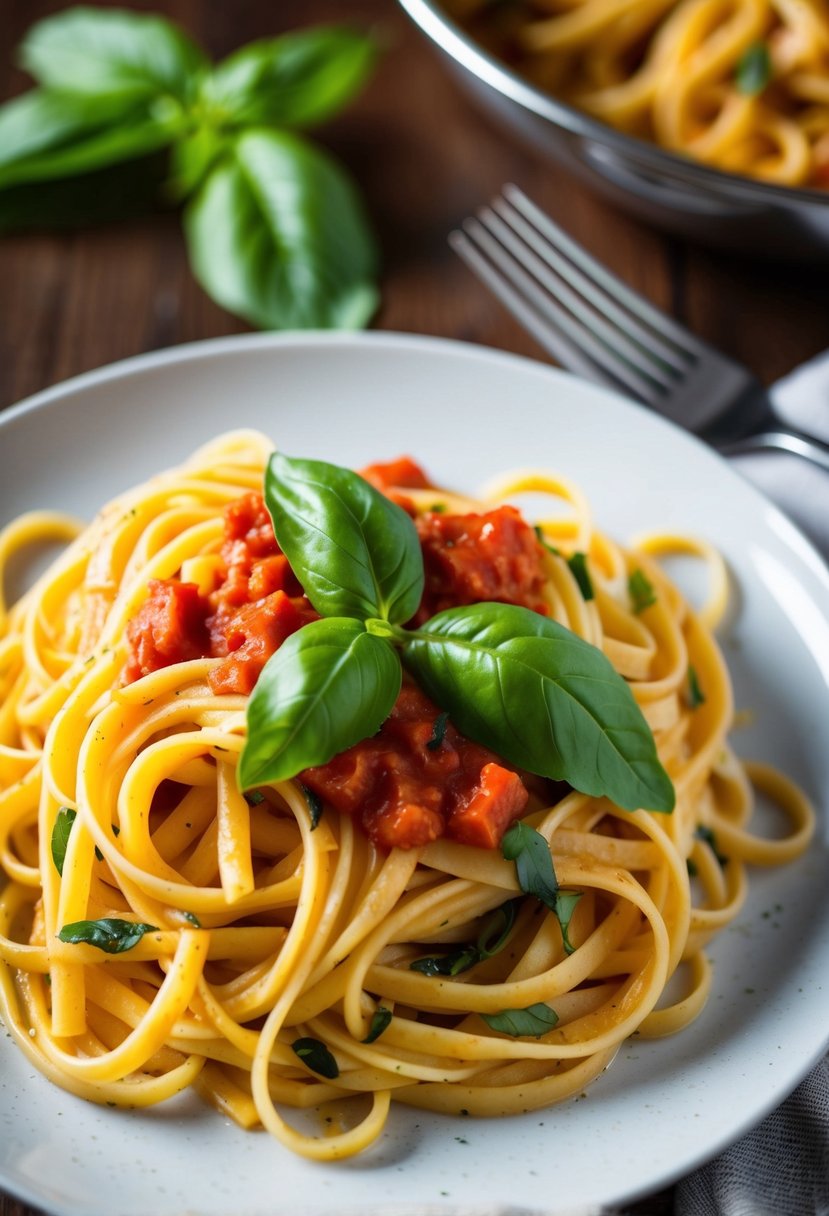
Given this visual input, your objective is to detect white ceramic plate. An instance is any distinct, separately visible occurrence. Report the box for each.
[1,333,827,1216]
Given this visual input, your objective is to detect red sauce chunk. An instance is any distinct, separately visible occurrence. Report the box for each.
[414,504,548,624]
[124,580,210,683]
[301,683,528,850]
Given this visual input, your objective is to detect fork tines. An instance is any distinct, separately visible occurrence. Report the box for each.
[450,184,703,407]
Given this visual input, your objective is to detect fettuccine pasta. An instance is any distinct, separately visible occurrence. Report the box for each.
[0,431,814,1160]
[445,0,829,188]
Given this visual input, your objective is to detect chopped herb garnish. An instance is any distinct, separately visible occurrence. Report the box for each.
[182,911,202,928]
[695,825,728,867]
[244,790,266,806]
[481,1003,559,1038]
[736,41,771,95]
[687,858,699,878]
[426,711,449,751]
[534,525,560,557]
[502,822,581,955]
[50,807,77,877]
[687,665,706,709]
[112,824,120,836]
[628,568,656,614]
[291,1036,339,1078]
[362,1007,392,1043]
[299,784,323,829]
[410,945,481,977]
[429,503,447,513]
[57,918,158,954]
[94,845,103,862]
[567,551,594,600]
[411,900,518,977]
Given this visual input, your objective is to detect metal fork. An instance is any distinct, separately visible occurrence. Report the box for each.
[450,185,829,472]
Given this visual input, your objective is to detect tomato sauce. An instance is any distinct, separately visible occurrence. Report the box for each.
[124,462,548,850]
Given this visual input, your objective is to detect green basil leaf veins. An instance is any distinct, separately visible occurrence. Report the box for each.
[238,617,401,790]
[184,129,378,330]
[265,452,424,624]
[20,8,208,104]
[403,603,675,813]
[51,807,77,877]
[292,1036,339,1078]
[57,917,158,954]
[206,27,375,130]
[481,1003,559,1038]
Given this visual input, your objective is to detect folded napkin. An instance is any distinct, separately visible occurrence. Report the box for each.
[670,351,829,1216]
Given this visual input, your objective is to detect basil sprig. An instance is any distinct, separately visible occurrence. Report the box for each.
[238,454,675,816]
[0,10,377,330]
[410,901,518,976]
[501,822,580,954]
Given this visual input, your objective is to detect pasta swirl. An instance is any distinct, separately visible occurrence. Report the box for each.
[0,431,814,1160]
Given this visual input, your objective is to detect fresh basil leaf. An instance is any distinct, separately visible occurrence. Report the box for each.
[534,525,560,557]
[0,112,181,190]
[502,822,559,907]
[291,1036,339,1078]
[182,911,202,927]
[567,552,594,601]
[687,665,705,709]
[20,8,208,104]
[362,1007,392,1043]
[57,917,158,954]
[264,452,424,623]
[426,711,449,751]
[206,27,375,130]
[410,945,481,977]
[476,900,518,957]
[183,129,378,330]
[481,1003,559,1038]
[299,783,323,830]
[238,617,401,789]
[736,42,771,96]
[403,603,675,813]
[554,889,581,956]
[51,807,77,877]
[628,568,656,614]
[0,89,137,176]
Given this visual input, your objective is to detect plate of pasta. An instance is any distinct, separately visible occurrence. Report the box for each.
[0,332,827,1216]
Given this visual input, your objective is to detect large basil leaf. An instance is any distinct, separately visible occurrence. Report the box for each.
[206,27,375,129]
[265,452,424,624]
[238,617,401,789]
[20,8,208,104]
[402,603,675,813]
[183,128,378,329]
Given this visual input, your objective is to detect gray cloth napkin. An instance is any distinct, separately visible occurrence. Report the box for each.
[669,354,829,1216]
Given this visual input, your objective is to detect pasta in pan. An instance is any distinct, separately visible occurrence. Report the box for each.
[445,0,829,189]
[0,431,814,1161]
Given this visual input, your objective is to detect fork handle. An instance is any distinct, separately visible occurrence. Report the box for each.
[718,427,829,472]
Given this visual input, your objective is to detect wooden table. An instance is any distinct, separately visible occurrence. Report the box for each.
[0,2,824,1214]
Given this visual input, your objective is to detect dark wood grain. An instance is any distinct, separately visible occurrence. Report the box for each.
[0,2,824,1214]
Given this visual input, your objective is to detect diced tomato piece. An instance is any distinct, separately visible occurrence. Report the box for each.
[302,682,529,852]
[447,762,529,849]
[360,456,431,492]
[124,580,209,681]
[223,491,279,558]
[414,505,547,624]
[208,592,318,695]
